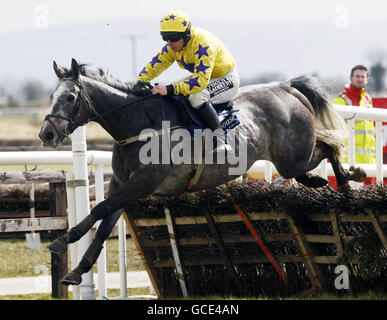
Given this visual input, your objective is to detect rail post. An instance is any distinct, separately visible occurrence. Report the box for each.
[65,171,80,300]
[95,164,107,298]
[49,182,68,299]
[72,126,95,300]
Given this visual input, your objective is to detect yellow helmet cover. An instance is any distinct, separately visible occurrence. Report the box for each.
[160,10,191,32]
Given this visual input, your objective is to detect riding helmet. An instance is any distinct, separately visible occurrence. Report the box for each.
[159,10,192,45]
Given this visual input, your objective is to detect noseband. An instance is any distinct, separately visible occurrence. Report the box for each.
[44,79,91,139]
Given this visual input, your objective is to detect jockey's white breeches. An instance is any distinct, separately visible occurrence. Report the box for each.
[187,68,240,109]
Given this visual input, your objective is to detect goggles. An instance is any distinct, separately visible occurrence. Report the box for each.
[161,32,183,42]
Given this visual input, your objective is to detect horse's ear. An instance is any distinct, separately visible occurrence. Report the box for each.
[71,58,80,81]
[53,61,65,79]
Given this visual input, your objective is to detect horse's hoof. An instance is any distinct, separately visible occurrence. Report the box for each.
[46,238,67,255]
[349,166,367,183]
[60,272,82,286]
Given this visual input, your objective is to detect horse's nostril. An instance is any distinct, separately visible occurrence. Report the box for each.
[45,132,54,142]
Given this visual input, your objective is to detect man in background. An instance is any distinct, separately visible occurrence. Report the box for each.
[333,64,376,185]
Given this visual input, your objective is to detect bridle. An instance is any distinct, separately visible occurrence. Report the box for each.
[44,78,91,139]
[44,78,175,145]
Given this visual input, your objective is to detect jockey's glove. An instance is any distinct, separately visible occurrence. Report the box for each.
[166,85,175,97]
[132,81,153,96]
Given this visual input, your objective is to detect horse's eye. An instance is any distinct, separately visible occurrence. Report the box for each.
[67,95,75,102]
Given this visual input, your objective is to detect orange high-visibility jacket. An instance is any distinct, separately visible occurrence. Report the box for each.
[333,84,375,164]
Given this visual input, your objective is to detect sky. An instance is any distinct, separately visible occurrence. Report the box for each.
[1,0,386,33]
[0,0,387,95]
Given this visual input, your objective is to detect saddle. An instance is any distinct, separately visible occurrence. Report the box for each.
[169,95,240,134]
[168,95,240,193]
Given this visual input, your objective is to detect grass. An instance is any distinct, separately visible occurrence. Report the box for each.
[0,288,152,300]
[145,292,387,301]
[0,115,114,172]
[0,237,150,300]
[0,116,45,141]
[299,292,387,300]
[0,115,113,141]
[0,237,145,279]
[1,290,386,301]
[1,238,386,300]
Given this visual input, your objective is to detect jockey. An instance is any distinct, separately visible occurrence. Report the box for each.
[132,9,240,153]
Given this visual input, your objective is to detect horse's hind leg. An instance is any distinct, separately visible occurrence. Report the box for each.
[328,150,366,191]
[295,141,331,188]
[296,140,367,191]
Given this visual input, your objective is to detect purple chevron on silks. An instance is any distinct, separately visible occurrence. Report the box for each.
[195,44,209,59]
[180,56,195,72]
[138,67,148,77]
[161,44,169,55]
[195,60,210,75]
[184,76,200,90]
[150,54,161,68]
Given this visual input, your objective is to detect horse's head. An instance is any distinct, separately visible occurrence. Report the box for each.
[39,58,91,148]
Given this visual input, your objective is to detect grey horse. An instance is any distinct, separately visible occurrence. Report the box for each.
[39,58,366,285]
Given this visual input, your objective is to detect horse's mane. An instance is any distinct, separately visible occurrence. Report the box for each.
[62,63,136,93]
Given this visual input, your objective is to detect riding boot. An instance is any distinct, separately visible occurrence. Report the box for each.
[46,214,97,255]
[61,237,104,286]
[197,101,233,154]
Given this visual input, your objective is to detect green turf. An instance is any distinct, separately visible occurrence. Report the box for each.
[0,237,145,278]
[0,287,152,300]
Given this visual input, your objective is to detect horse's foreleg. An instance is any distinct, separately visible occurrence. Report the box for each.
[46,213,97,254]
[59,176,125,285]
[47,197,121,254]
[61,209,123,285]
[47,166,170,254]
[46,175,123,255]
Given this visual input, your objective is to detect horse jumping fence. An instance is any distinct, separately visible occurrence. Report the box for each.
[0,104,386,299]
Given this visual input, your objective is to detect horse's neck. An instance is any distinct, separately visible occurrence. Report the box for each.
[82,77,185,142]
[82,76,129,112]
[82,77,132,140]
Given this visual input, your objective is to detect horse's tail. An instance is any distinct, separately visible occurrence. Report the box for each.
[289,75,347,159]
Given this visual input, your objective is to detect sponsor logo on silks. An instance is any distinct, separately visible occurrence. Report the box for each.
[208,78,234,98]
[220,112,240,131]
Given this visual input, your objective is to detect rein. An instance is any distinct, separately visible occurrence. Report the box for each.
[45,78,160,143]
[116,94,183,146]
